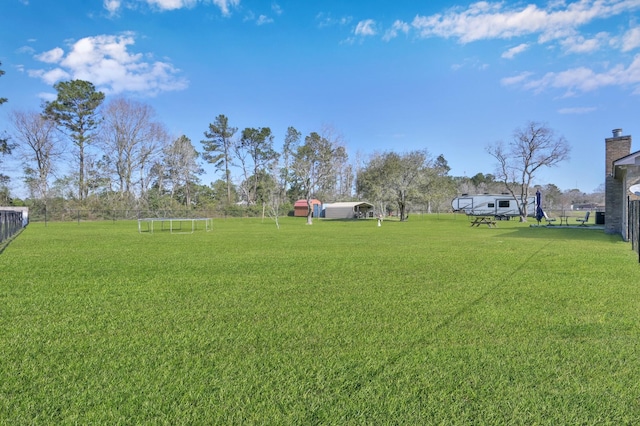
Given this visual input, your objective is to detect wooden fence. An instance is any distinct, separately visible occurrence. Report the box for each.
[630,200,640,263]
[0,210,24,245]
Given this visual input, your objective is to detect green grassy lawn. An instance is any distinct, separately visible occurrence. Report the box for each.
[1,215,640,424]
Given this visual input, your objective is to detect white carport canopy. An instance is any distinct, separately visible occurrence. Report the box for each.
[323,202,374,219]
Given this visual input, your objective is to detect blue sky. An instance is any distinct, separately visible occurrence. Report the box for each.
[2,0,640,196]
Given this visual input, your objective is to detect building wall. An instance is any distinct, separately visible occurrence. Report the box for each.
[293,200,321,217]
[324,207,353,219]
[293,207,308,217]
[323,203,374,219]
[605,132,631,235]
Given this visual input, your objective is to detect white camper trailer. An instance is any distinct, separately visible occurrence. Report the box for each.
[451,194,535,219]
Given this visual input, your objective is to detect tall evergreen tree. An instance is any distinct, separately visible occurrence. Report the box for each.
[44,80,105,201]
[280,126,301,202]
[201,114,237,205]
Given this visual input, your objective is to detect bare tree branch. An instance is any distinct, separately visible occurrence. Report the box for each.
[487,121,571,221]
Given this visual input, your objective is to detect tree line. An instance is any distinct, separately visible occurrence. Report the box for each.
[0,71,592,222]
[0,77,460,221]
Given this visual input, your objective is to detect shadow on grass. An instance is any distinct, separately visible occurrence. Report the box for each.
[342,236,552,396]
[496,224,622,243]
[0,227,26,255]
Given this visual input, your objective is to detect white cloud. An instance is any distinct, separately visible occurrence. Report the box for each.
[243,10,275,25]
[242,10,255,22]
[622,27,640,52]
[256,15,273,25]
[451,57,490,71]
[103,0,239,16]
[558,106,597,114]
[355,19,377,37]
[412,3,546,42]
[506,55,640,95]
[383,20,410,41]
[316,13,352,28]
[410,0,640,47]
[340,37,356,46]
[212,0,239,16]
[560,32,609,53]
[17,45,36,55]
[501,43,529,59]
[501,71,534,86]
[103,0,121,14]
[35,47,65,63]
[30,33,188,96]
[28,68,71,85]
[147,0,197,10]
[37,92,57,102]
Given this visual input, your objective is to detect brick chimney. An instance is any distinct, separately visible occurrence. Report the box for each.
[605,129,632,234]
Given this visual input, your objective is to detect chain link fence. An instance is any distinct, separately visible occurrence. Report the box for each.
[0,210,25,245]
[26,205,297,223]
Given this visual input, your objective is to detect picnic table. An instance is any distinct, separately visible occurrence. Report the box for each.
[470,216,497,228]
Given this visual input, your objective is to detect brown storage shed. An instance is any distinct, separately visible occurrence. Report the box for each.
[294,199,322,217]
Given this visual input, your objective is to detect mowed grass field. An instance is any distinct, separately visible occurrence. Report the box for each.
[2,215,640,424]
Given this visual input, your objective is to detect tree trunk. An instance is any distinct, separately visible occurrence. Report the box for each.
[306,197,313,225]
[226,168,232,205]
[398,202,406,221]
[398,190,407,221]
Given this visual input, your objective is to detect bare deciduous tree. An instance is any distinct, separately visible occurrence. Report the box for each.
[487,121,571,221]
[291,131,348,224]
[9,110,61,201]
[163,135,202,207]
[99,97,169,201]
[319,125,352,200]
